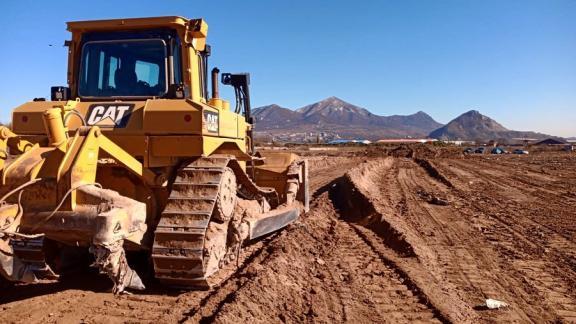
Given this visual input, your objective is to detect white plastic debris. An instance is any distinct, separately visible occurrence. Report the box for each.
[485,298,509,309]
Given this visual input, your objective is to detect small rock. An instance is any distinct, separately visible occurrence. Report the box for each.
[485,298,509,309]
[315,258,325,265]
[430,197,449,206]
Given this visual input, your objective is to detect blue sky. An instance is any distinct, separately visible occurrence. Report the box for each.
[1,0,575,136]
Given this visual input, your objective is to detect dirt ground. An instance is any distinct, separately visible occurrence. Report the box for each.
[1,148,575,323]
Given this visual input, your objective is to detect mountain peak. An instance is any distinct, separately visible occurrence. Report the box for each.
[254,104,287,111]
[462,109,481,116]
[297,97,371,118]
[252,104,301,123]
[315,96,351,106]
[430,110,508,140]
[324,95,344,101]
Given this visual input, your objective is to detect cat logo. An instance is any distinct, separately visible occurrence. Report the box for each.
[203,110,219,133]
[86,104,135,128]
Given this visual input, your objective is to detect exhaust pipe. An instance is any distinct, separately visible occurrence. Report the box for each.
[209,67,227,110]
[211,67,220,99]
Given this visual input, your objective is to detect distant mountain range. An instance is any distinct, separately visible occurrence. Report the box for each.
[253,97,559,141]
[253,97,442,139]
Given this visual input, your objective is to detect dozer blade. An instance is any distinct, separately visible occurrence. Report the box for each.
[245,207,299,240]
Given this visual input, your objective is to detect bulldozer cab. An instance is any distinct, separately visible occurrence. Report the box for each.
[66,17,209,102]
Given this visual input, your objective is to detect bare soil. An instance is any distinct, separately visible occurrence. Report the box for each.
[1,151,575,323]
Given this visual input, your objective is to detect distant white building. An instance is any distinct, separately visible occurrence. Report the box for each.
[327,139,371,145]
[377,138,437,144]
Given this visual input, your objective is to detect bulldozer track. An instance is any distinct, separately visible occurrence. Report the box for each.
[152,155,233,288]
[151,155,279,288]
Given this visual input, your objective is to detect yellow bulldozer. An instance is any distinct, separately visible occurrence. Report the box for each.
[0,16,308,293]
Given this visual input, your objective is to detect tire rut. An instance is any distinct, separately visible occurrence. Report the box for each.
[327,220,442,323]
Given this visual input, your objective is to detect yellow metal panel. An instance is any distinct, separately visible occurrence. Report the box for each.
[70,131,99,186]
[217,109,239,138]
[149,136,202,157]
[237,117,247,139]
[12,102,53,135]
[203,136,250,161]
[67,16,189,32]
[143,99,202,134]
[57,132,82,182]
[104,135,147,159]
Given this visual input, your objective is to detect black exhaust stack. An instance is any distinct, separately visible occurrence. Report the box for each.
[211,67,220,99]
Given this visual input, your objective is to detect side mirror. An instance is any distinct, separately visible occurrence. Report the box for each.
[51,86,70,101]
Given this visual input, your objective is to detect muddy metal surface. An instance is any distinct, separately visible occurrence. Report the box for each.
[1,150,575,323]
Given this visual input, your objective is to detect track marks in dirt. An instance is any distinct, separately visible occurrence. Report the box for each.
[395,160,537,322]
[330,221,441,323]
[177,233,281,323]
[442,158,576,239]
[433,158,576,322]
[516,261,576,322]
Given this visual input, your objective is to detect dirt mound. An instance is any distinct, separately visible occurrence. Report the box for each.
[331,159,416,257]
[390,145,416,158]
[384,144,464,159]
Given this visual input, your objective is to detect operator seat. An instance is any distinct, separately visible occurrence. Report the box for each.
[114,66,138,93]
